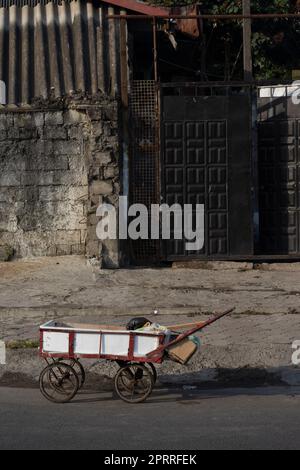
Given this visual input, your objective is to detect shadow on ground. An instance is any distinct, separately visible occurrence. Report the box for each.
[0,366,292,390]
[70,384,300,407]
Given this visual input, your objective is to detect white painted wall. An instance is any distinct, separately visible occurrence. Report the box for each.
[0,81,6,104]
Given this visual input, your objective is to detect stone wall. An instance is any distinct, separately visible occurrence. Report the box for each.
[0,99,120,267]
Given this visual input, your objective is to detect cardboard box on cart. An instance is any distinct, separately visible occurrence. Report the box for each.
[167,339,198,365]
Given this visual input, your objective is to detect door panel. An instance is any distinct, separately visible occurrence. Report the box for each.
[258,111,300,255]
[161,94,253,260]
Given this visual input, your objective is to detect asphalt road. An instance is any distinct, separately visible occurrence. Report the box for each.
[1,386,300,450]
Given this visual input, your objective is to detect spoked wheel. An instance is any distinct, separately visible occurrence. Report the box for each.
[117,362,157,387]
[146,363,157,384]
[39,362,79,404]
[115,363,154,404]
[58,359,86,389]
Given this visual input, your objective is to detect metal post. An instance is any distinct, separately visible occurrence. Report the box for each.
[243,0,253,81]
[153,16,158,82]
[119,10,130,262]
[120,11,129,107]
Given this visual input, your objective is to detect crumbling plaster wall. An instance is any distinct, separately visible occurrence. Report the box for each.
[0,98,120,268]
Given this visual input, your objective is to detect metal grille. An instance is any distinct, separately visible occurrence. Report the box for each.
[130,80,160,263]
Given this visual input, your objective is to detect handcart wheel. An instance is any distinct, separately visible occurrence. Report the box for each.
[58,358,86,389]
[114,363,154,404]
[117,363,157,389]
[39,362,79,404]
[146,363,157,384]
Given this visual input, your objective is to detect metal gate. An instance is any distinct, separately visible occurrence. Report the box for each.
[161,84,254,260]
[129,80,161,264]
[128,81,300,265]
[258,89,300,255]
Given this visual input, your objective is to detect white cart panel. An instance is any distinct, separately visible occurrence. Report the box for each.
[74,333,101,355]
[43,332,69,354]
[101,333,130,356]
[134,335,160,357]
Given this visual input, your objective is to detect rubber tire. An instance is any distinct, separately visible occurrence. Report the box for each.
[114,363,154,404]
[39,362,79,404]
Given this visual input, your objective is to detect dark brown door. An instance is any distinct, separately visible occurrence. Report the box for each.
[161,94,253,260]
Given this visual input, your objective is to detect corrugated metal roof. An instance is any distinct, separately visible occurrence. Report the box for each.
[0,0,170,13]
[0,0,121,104]
[0,0,173,105]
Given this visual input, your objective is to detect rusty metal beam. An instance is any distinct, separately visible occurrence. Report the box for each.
[100,0,169,17]
[160,80,295,87]
[108,13,300,20]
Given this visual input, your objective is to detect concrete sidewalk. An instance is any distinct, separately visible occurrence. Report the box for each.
[1,256,300,388]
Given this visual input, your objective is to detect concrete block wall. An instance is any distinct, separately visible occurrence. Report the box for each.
[0,99,120,266]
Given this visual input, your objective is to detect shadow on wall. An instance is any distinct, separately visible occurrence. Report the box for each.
[258,93,300,255]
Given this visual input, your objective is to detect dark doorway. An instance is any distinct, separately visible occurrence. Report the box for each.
[258,92,300,255]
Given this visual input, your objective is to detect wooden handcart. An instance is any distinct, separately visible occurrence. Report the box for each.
[39,308,234,404]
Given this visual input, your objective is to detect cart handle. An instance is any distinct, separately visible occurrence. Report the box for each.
[147,307,235,359]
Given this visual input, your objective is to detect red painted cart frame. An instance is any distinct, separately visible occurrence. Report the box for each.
[40,307,235,364]
[40,327,167,364]
[38,308,234,404]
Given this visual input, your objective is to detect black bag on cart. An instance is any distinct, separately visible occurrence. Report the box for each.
[126,317,151,331]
